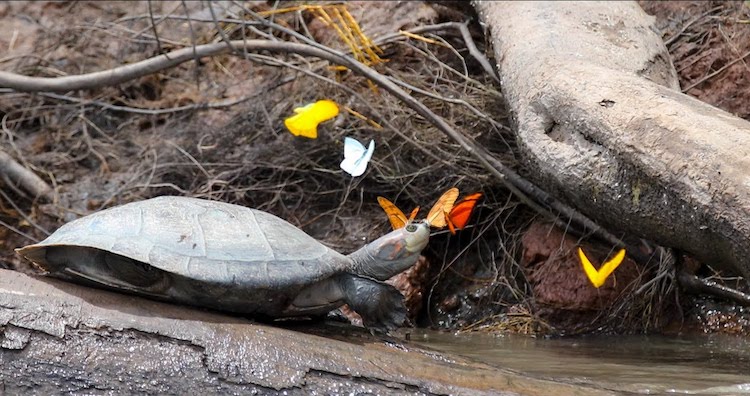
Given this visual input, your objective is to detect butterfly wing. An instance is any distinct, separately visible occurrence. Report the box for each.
[284,100,339,139]
[447,192,482,233]
[377,196,408,230]
[408,206,420,221]
[342,136,366,159]
[310,99,340,122]
[598,249,626,280]
[340,138,375,177]
[577,247,605,288]
[577,247,626,288]
[355,139,375,173]
[446,209,457,234]
[284,110,318,138]
[293,103,315,114]
[426,187,459,228]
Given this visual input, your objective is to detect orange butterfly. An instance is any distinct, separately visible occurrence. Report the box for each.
[425,187,459,228]
[444,192,482,234]
[377,196,420,230]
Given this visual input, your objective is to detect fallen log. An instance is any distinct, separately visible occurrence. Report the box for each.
[474,1,750,279]
[0,270,612,395]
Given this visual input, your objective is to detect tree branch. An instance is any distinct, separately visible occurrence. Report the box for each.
[0,39,621,247]
[0,149,52,200]
[678,271,750,306]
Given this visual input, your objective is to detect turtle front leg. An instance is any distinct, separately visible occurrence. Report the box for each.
[288,274,407,332]
[336,274,407,333]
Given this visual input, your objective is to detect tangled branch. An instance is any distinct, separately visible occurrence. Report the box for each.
[0,37,624,249]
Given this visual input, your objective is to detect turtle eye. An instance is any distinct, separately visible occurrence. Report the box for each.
[405,224,417,232]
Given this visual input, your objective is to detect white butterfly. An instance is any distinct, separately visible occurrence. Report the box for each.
[340,137,375,177]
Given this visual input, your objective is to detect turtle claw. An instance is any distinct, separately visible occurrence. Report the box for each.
[339,274,407,333]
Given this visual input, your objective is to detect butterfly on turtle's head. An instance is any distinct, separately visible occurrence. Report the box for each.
[425,188,459,228]
[377,196,419,230]
[444,192,482,234]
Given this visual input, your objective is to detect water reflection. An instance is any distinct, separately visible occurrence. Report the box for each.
[410,330,750,394]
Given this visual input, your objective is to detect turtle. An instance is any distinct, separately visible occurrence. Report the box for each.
[16,196,430,332]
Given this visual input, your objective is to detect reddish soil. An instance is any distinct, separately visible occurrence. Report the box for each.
[641,1,750,120]
[522,222,640,312]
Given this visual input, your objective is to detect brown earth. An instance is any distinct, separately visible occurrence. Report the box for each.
[640,1,750,119]
[522,222,640,311]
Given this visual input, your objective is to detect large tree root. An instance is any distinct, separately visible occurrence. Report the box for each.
[474,1,750,280]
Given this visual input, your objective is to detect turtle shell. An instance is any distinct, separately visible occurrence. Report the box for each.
[18,196,350,315]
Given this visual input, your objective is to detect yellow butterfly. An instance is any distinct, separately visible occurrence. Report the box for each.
[577,247,626,288]
[284,99,340,139]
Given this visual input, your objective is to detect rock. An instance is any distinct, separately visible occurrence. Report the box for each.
[521,221,640,311]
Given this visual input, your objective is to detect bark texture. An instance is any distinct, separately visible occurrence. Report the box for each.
[0,270,612,395]
[474,1,750,278]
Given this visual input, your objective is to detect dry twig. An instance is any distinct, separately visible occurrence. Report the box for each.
[682,49,750,92]
[0,149,52,200]
[0,34,624,250]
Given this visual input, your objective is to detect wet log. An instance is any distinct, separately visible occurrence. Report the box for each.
[0,270,612,395]
[474,1,750,279]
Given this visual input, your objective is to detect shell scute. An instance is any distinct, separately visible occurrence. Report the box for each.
[26,197,340,283]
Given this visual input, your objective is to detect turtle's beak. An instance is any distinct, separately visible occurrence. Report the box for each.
[405,221,430,253]
[350,221,430,281]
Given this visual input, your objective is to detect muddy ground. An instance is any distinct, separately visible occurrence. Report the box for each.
[0,1,749,336]
[642,1,750,120]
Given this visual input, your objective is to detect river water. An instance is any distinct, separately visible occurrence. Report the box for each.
[411,330,750,394]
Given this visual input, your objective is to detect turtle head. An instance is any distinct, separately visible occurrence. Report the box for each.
[349,220,430,281]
